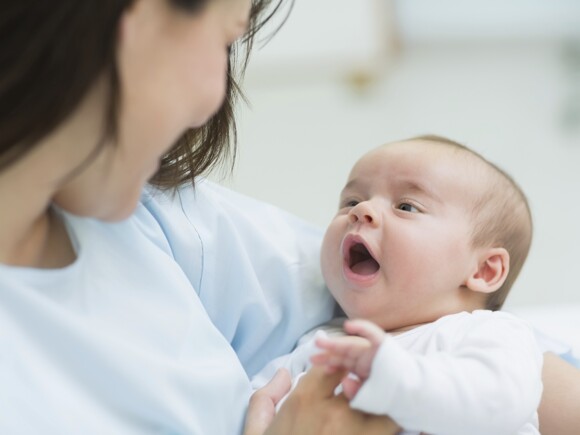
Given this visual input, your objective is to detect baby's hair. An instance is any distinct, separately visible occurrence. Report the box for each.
[405,135,533,310]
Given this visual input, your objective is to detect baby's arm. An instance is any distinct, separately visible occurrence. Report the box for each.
[314,312,543,435]
[310,319,385,399]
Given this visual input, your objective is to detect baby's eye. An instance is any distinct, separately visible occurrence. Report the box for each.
[341,199,359,208]
[397,202,419,213]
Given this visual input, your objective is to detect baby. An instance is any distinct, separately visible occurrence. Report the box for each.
[252,135,542,435]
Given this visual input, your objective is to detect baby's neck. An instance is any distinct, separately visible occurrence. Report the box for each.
[383,304,488,335]
[385,322,431,335]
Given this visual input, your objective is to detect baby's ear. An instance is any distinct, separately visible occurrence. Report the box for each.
[465,248,510,294]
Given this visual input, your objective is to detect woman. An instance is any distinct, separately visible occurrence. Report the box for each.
[0,1,577,434]
[1,0,393,433]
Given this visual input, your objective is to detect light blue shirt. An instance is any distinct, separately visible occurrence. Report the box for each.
[0,180,335,434]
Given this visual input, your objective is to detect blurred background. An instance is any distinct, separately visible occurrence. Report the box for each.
[212,0,580,309]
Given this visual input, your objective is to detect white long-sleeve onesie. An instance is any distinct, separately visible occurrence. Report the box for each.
[252,310,543,435]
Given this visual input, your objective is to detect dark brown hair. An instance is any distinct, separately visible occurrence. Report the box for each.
[0,0,289,187]
[406,135,533,310]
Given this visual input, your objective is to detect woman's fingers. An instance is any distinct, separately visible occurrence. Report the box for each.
[244,369,291,435]
[341,375,362,400]
[284,367,400,434]
[265,366,401,435]
[294,364,347,398]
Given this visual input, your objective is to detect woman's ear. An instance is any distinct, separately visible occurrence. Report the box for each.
[465,248,510,294]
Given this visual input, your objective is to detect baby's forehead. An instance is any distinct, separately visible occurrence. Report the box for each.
[354,140,479,173]
[376,139,468,158]
[348,140,490,200]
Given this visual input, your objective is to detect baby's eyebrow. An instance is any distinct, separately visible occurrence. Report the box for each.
[341,178,443,204]
[397,179,442,203]
[341,179,363,194]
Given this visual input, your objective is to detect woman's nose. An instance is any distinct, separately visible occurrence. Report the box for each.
[348,201,379,226]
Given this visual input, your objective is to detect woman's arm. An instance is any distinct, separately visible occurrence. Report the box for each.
[150,181,336,376]
[539,352,580,435]
[245,367,399,435]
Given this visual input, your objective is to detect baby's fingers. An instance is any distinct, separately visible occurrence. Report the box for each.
[315,334,371,355]
[310,350,363,373]
[343,319,386,345]
[310,352,342,373]
[310,352,329,365]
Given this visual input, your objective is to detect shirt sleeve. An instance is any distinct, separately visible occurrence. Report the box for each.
[140,180,336,377]
[350,312,543,435]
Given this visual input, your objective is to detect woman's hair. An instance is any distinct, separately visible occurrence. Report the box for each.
[0,0,289,187]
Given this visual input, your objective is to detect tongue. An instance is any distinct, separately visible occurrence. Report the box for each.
[351,258,379,275]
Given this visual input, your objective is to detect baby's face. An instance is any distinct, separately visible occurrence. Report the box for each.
[321,140,484,331]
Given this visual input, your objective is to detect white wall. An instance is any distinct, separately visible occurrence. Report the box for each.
[212,2,580,308]
[396,0,580,42]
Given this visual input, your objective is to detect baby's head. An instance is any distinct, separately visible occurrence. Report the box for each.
[321,136,532,332]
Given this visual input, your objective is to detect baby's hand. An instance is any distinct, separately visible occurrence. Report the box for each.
[310,319,385,400]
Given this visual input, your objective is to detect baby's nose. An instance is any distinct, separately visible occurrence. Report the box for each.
[348,202,377,225]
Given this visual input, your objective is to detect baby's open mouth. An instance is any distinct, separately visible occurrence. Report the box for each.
[348,243,380,276]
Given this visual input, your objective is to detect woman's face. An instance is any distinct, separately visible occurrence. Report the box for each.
[53,0,251,220]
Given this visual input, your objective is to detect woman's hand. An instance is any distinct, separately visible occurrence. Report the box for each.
[245,369,292,435]
[245,365,400,435]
